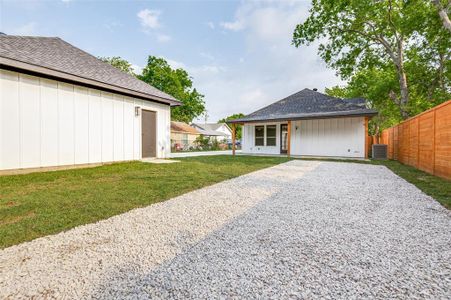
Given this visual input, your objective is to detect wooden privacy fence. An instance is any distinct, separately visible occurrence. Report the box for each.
[379,100,451,180]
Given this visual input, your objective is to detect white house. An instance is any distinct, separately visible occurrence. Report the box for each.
[0,35,181,172]
[230,89,377,158]
[192,123,233,141]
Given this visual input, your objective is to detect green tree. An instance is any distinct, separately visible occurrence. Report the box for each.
[139,56,206,123]
[218,113,245,139]
[293,0,450,119]
[99,56,135,75]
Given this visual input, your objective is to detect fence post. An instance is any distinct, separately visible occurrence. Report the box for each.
[432,109,436,175]
[417,118,420,168]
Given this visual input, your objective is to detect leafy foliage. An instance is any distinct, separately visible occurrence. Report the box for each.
[99,56,135,75]
[138,56,206,123]
[293,0,450,121]
[218,113,245,139]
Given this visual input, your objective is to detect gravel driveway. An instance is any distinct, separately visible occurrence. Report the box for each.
[1,160,450,299]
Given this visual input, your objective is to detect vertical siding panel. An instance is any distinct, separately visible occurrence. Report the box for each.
[123,97,134,160]
[1,70,21,169]
[295,117,364,157]
[40,79,59,167]
[20,74,41,168]
[113,95,124,161]
[88,90,102,163]
[58,82,75,165]
[101,92,114,162]
[74,86,89,164]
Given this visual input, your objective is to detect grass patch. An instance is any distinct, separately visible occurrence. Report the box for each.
[1,155,448,249]
[0,156,289,249]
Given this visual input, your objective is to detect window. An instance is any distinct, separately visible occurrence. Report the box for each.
[255,126,264,146]
[182,133,188,146]
[266,125,277,146]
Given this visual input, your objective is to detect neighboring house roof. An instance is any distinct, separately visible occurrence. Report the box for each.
[193,123,224,132]
[0,35,181,106]
[196,128,225,136]
[230,89,377,123]
[171,121,200,135]
[193,123,231,135]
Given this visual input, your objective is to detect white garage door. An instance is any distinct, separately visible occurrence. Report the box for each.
[292,117,365,158]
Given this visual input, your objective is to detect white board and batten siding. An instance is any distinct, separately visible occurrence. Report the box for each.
[0,69,170,171]
[242,117,366,158]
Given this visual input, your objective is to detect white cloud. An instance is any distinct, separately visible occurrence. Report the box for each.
[165,58,187,70]
[11,22,37,35]
[103,21,122,32]
[206,21,215,29]
[137,9,171,43]
[131,64,143,75]
[220,20,245,31]
[157,33,171,43]
[137,9,161,30]
[200,52,215,61]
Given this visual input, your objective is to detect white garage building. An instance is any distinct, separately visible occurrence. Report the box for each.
[230,89,377,158]
[0,35,181,172]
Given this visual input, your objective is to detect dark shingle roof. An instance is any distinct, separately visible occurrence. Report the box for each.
[0,35,180,106]
[230,89,377,123]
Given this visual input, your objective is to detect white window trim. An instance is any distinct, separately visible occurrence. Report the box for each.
[254,124,279,147]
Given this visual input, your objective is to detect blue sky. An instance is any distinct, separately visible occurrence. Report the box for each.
[1,0,342,121]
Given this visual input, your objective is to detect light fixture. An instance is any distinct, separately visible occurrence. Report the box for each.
[135,106,141,116]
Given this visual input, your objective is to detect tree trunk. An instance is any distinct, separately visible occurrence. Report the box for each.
[397,68,409,119]
[432,0,451,32]
[395,39,410,119]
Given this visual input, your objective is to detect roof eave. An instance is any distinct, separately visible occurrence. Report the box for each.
[229,111,378,124]
[0,57,182,107]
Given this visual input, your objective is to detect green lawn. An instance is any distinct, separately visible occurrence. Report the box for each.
[0,156,289,249]
[1,155,449,249]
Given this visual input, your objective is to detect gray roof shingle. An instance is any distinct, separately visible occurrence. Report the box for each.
[0,35,180,106]
[230,89,377,123]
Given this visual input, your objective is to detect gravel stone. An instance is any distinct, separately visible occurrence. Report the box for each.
[0,160,450,299]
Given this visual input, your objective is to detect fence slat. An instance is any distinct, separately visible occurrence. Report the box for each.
[377,100,451,180]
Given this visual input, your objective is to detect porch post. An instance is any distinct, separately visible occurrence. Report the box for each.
[364,117,369,159]
[232,123,236,156]
[287,120,291,157]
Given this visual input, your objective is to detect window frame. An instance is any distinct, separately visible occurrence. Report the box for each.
[255,125,265,146]
[266,125,277,146]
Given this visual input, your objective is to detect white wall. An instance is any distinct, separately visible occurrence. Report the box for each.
[242,122,283,155]
[0,69,171,170]
[242,117,365,158]
[291,117,365,157]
